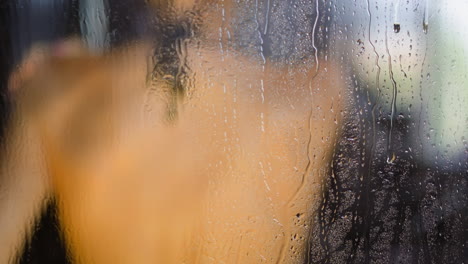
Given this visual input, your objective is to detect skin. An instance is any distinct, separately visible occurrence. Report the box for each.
[0,1,345,263]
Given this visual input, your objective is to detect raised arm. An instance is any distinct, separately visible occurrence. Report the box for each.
[0,102,51,264]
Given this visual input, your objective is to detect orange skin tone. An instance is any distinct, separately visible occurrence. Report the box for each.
[0,1,345,263]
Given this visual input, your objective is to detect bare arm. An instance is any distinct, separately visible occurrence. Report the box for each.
[0,118,51,264]
[0,48,52,264]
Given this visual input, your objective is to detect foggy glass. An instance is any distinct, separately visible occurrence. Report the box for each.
[0,0,466,263]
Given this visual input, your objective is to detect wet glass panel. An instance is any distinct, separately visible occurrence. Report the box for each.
[0,0,466,263]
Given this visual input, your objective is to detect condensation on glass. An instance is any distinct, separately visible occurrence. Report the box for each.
[0,0,466,263]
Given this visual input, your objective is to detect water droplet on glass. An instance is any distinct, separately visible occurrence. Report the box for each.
[423,0,429,34]
[386,152,396,164]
